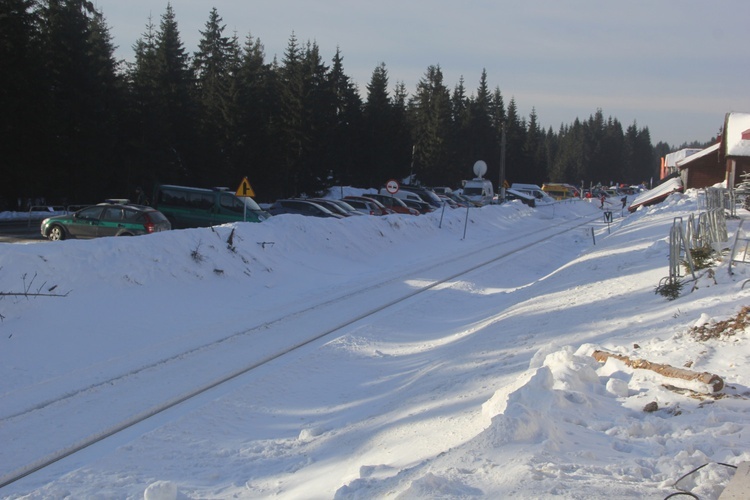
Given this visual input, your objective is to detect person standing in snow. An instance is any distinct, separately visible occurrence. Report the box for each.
[600,194,606,209]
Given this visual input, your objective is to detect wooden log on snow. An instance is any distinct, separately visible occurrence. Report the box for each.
[592,350,724,393]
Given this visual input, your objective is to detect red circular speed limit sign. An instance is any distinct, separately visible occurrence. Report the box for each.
[386,179,399,194]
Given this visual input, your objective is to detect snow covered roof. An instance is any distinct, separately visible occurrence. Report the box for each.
[724,112,750,157]
[665,148,701,167]
[676,143,720,168]
[628,176,683,212]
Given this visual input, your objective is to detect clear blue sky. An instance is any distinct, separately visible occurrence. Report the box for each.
[94,0,750,148]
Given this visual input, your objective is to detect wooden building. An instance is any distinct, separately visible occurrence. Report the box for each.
[676,143,722,189]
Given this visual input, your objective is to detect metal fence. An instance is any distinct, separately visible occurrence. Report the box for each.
[665,188,730,287]
[23,205,91,227]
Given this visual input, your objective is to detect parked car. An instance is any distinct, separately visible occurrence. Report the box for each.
[342,197,387,216]
[309,198,363,217]
[541,183,579,200]
[402,198,435,214]
[41,201,171,241]
[343,196,395,216]
[448,192,471,207]
[152,184,270,229]
[438,195,460,209]
[267,199,343,218]
[318,198,365,217]
[366,194,420,215]
[397,185,443,209]
[378,187,428,206]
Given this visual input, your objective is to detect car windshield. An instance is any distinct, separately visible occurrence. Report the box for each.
[333,200,357,211]
[421,190,442,204]
[463,187,483,196]
[242,197,263,211]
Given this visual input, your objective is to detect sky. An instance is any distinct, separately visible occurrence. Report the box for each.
[91,0,750,148]
[2,188,750,498]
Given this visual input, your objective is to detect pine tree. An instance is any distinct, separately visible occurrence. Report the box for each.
[524,108,546,185]
[464,69,498,186]
[0,0,43,206]
[235,32,274,201]
[153,3,195,181]
[363,62,399,187]
[504,98,528,184]
[37,0,123,202]
[126,15,162,193]
[275,32,306,197]
[408,64,452,185]
[448,77,470,184]
[325,47,364,193]
[192,7,235,184]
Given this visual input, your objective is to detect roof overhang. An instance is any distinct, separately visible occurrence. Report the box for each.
[676,143,720,169]
[723,112,750,158]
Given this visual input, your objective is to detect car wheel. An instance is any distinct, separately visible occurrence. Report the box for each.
[48,225,65,241]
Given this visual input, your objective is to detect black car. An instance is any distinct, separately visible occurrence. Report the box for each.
[309,198,364,217]
[267,199,343,218]
[41,201,171,241]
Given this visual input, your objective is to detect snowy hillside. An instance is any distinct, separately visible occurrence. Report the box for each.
[1,189,750,499]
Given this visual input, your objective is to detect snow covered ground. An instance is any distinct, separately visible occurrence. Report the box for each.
[1,188,750,499]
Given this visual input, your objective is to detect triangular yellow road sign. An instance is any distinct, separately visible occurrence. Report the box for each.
[236,177,256,197]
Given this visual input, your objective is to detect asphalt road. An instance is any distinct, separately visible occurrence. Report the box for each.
[0,220,46,243]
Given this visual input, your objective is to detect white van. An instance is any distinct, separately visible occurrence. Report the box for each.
[462,178,494,206]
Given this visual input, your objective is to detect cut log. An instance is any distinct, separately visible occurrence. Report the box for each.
[592,350,724,393]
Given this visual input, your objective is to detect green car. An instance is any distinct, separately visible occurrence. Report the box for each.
[41,202,171,241]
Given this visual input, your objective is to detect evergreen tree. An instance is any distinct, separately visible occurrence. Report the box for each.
[235,32,275,201]
[465,69,499,186]
[448,77,470,184]
[504,98,528,184]
[298,40,333,196]
[390,81,413,183]
[2,1,675,205]
[37,0,123,202]
[0,0,43,206]
[623,122,654,184]
[524,108,546,184]
[126,15,161,193]
[152,3,195,182]
[362,62,394,187]
[408,64,452,185]
[274,32,306,197]
[192,7,235,184]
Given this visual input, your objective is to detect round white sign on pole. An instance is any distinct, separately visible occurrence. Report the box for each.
[473,160,487,178]
[386,179,400,194]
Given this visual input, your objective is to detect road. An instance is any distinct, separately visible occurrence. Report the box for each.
[0,220,46,243]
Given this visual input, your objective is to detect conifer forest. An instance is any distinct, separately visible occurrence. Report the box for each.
[0,1,714,208]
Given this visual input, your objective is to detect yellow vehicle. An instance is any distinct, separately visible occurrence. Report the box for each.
[541,183,579,200]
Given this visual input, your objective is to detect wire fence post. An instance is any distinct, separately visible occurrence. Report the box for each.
[462,205,470,240]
